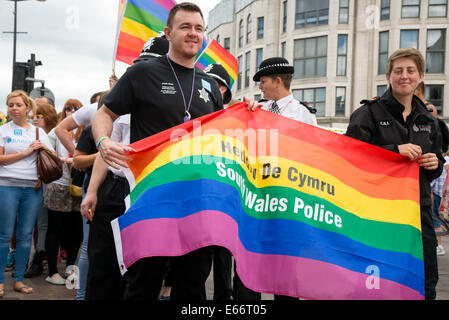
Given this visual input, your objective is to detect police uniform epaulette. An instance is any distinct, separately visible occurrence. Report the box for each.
[360,96,380,106]
[300,101,317,114]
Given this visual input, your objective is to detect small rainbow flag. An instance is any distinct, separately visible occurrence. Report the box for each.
[112,104,424,300]
[114,0,177,65]
[0,111,6,126]
[195,40,238,88]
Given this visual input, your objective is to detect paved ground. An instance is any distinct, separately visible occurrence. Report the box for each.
[2,236,449,300]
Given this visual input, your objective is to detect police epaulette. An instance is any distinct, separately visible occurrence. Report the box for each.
[360,96,380,106]
[300,101,317,114]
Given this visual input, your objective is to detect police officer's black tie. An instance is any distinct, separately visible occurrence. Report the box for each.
[269,101,281,115]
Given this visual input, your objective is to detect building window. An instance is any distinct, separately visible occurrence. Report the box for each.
[335,87,346,117]
[339,0,349,24]
[256,48,263,71]
[247,15,252,44]
[257,17,264,39]
[426,29,446,73]
[400,29,419,49]
[239,20,244,48]
[378,31,389,75]
[245,51,251,88]
[283,1,288,32]
[216,35,220,44]
[402,0,420,18]
[381,0,390,20]
[281,41,286,58]
[224,37,231,51]
[293,88,326,117]
[237,55,243,90]
[337,34,348,76]
[295,0,329,29]
[377,85,388,97]
[429,0,448,17]
[426,85,444,114]
[294,36,327,79]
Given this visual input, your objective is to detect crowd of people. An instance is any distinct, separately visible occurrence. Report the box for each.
[0,2,448,301]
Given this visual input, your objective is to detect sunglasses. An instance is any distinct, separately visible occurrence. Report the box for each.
[66,106,81,112]
[33,115,44,120]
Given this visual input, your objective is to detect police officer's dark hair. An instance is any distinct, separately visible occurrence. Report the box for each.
[166,2,204,28]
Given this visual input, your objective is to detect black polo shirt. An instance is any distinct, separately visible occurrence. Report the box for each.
[103,55,223,143]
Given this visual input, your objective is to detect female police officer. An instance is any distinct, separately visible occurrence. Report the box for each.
[346,48,443,300]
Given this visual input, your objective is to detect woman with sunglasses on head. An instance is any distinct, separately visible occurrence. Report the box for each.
[42,99,84,285]
[0,90,54,297]
[23,103,59,279]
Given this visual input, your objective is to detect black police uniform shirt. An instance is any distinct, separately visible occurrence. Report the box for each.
[103,55,223,143]
[345,87,443,207]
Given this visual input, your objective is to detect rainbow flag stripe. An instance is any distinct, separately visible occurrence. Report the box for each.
[0,111,6,126]
[112,103,424,300]
[195,40,238,88]
[115,0,177,65]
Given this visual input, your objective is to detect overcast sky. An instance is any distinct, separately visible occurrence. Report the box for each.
[0,0,220,113]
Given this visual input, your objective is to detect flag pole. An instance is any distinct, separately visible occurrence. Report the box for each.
[112,0,127,76]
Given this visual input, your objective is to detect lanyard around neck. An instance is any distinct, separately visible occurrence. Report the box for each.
[166,54,196,123]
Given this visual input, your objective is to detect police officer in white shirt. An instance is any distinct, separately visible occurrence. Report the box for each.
[253,57,317,127]
[233,57,318,301]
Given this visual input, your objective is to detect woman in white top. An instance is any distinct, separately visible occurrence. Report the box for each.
[0,90,53,297]
[23,103,58,279]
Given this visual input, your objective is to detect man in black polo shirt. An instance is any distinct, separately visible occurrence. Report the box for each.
[92,2,258,300]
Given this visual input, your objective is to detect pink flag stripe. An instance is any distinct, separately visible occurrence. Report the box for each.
[152,0,175,11]
[118,211,424,300]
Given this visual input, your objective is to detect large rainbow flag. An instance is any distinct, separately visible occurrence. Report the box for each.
[111,104,424,300]
[195,40,238,88]
[114,0,177,65]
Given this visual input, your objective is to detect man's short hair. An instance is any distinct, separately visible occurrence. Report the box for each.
[36,96,54,107]
[166,2,204,28]
[267,74,293,91]
[90,91,104,104]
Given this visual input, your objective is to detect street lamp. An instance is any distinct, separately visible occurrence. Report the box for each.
[4,0,46,90]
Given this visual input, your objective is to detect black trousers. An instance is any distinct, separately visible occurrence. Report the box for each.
[85,173,129,300]
[124,246,213,300]
[45,210,82,276]
[421,205,439,300]
[212,246,232,300]
[232,264,298,300]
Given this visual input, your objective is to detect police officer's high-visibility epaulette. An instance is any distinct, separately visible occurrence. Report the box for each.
[301,101,317,114]
[360,96,380,106]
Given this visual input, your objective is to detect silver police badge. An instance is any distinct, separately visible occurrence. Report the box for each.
[198,88,210,103]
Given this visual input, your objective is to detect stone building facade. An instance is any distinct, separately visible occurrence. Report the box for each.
[207,0,449,128]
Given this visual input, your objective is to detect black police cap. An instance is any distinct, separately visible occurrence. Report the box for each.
[253,57,294,82]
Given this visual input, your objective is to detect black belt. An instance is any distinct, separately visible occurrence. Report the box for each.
[107,171,127,182]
